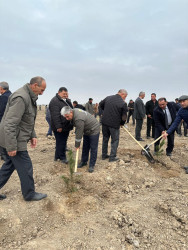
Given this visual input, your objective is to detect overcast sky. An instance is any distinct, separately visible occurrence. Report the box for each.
[0,0,187,104]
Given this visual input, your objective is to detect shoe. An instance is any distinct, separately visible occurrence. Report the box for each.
[78,162,87,168]
[0,194,6,200]
[137,138,145,141]
[25,192,47,201]
[184,135,188,137]
[54,157,59,162]
[185,169,188,174]
[109,157,119,162]
[88,166,94,173]
[102,155,110,160]
[147,136,151,139]
[61,159,68,164]
[177,134,182,137]
[166,152,172,157]
[183,166,188,170]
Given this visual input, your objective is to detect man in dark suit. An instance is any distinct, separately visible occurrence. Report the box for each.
[134,92,146,141]
[145,93,158,139]
[153,97,177,156]
[49,87,73,164]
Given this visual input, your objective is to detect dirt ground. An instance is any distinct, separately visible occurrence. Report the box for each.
[0,109,188,250]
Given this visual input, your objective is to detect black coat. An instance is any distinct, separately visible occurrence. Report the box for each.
[145,100,158,116]
[99,94,128,129]
[0,90,12,122]
[49,94,73,132]
[153,102,177,132]
[74,104,85,110]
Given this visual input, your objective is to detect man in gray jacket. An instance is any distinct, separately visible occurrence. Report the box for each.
[0,76,47,201]
[134,91,146,141]
[61,106,100,173]
[85,98,94,115]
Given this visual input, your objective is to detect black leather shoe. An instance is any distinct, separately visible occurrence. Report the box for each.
[166,152,172,157]
[137,138,145,141]
[61,159,68,164]
[88,166,94,173]
[0,194,6,200]
[25,192,47,201]
[78,162,87,168]
[183,166,188,174]
[109,157,119,162]
[102,155,110,160]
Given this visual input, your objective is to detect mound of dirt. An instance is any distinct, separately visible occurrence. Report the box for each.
[0,111,188,249]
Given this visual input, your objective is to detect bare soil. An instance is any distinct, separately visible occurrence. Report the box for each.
[0,110,188,250]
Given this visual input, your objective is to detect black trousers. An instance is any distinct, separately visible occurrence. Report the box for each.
[127,111,135,124]
[177,121,187,136]
[0,149,35,200]
[54,131,69,160]
[154,128,175,154]
[81,133,100,167]
[147,117,155,138]
[135,119,143,140]
[102,125,120,159]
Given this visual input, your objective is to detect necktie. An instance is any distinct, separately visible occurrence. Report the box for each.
[164,109,168,129]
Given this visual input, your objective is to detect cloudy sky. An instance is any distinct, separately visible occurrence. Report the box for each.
[0,0,187,104]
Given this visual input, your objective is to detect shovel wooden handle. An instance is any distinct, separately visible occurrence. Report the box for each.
[148,134,164,147]
[122,126,146,151]
[74,148,79,173]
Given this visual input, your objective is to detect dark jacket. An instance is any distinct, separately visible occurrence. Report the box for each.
[153,102,177,132]
[99,94,128,129]
[0,84,37,152]
[74,104,85,110]
[134,97,146,119]
[167,107,188,135]
[128,102,134,110]
[49,94,73,132]
[0,90,12,122]
[145,100,158,117]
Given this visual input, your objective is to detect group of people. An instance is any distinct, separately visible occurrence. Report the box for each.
[0,77,187,202]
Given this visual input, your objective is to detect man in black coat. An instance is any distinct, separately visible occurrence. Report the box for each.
[153,97,177,156]
[0,82,12,161]
[73,101,85,110]
[126,99,135,125]
[145,93,158,139]
[49,87,73,163]
[134,92,146,141]
[0,82,12,122]
[99,89,128,162]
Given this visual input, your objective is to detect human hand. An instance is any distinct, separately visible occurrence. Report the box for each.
[31,138,37,148]
[162,131,168,139]
[57,128,62,132]
[8,151,17,157]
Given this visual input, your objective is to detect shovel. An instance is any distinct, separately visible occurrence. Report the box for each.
[141,134,164,155]
[74,148,79,173]
[122,125,155,163]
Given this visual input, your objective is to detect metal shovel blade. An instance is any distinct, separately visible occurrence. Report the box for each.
[141,145,155,163]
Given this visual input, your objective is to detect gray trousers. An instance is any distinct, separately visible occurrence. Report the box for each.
[0,149,35,200]
[135,119,143,140]
[102,125,120,159]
